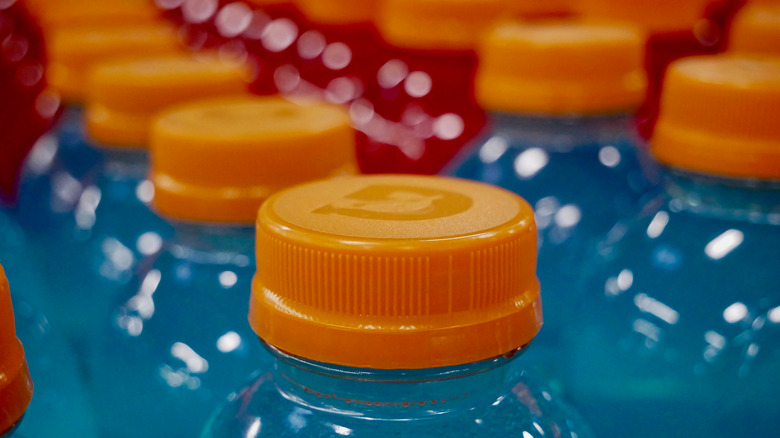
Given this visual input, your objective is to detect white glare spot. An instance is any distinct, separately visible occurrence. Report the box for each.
[747,343,759,357]
[53,172,83,205]
[433,113,464,140]
[523,431,534,438]
[598,145,621,167]
[140,270,162,297]
[723,302,748,324]
[704,330,727,349]
[182,0,218,23]
[332,424,352,436]
[322,42,351,70]
[554,204,581,228]
[274,64,301,93]
[634,293,680,325]
[137,232,163,255]
[326,77,358,104]
[349,99,374,126]
[646,211,670,239]
[171,342,209,373]
[219,271,238,288]
[478,137,508,164]
[217,331,242,353]
[25,134,58,174]
[632,318,660,342]
[102,238,134,271]
[136,180,155,204]
[247,419,262,437]
[155,0,184,9]
[705,229,744,260]
[377,59,408,89]
[262,18,298,53]
[404,71,432,98]
[514,148,549,179]
[769,306,780,323]
[297,31,326,59]
[617,269,634,291]
[215,2,252,37]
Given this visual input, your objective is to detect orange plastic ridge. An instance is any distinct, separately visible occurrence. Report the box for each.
[653,56,780,180]
[477,21,647,114]
[250,175,542,369]
[0,265,33,434]
[150,97,357,223]
[729,4,780,55]
[297,0,379,24]
[85,54,251,147]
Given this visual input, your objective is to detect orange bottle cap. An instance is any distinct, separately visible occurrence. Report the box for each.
[151,97,357,224]
[0,265,33,435]
[729,4,780,55]
[47,23,183,102]
[477,22,647,115]
[85,54,252,148]
[574,0,713,33]
[377,0,519,51]
[653,56,780,180]
[251,175,541,369]
[28,0,161,33]
[297,0,379,25]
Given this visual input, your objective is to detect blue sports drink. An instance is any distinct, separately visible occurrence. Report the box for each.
[0,257,98,438]
[87,97,357,438]
[17,54,249,342]
[201,175,593,438]
[564,56,780,437]
[448,22,658,365]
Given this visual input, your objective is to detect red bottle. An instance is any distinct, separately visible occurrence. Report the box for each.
[290,0,382,103]
[0,1,55,204]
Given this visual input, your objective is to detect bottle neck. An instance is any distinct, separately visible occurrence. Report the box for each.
[98,148,149,180]
[488,111,640,151]
[662,168,780,223]
[169,222,255,265]
[267,344,527,419]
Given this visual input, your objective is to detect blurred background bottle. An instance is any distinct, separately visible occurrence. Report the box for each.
[564,55,780,438]
[87,97,356,438]
[18,52,251,345]
[449,21,659,375]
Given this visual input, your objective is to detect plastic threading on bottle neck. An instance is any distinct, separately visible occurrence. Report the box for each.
[250,175,542,369]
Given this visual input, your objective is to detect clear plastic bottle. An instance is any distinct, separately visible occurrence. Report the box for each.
[87,97,357,438]
[0,259,99,438]
[449,22,658,370]
[201,175,593,438]
[18,53,250,343]
[564,56,780,438]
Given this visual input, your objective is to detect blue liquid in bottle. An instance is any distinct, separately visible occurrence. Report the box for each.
[87,97,358,437]
[563,56,780,437]
[202,174,593,438]
[88,224,266,438]
[1,215,99,438]
[448,23,658,368]
[16,54,251,343]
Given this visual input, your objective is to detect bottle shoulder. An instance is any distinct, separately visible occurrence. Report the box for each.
[202,368,592,437]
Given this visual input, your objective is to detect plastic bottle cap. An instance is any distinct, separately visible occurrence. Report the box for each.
[151,97,357,224]
[47,23,183,102]
[729,4,780,55]
[377,0,519,51]
[652,56,780,180]
[297,0,379,25]
[574,0,713,32]
[27,0,160,32]
[251,175,541,369]
[477,21,647,115]
[85,54,252,148]
[0,265,33,435]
